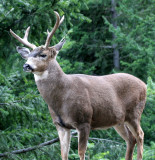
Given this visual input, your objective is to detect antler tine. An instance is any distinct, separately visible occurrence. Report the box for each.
[59,15,64,26]
[10,27,36,50]
[46,15,64,36]
[45,11,64,49]
[24,26,30,40]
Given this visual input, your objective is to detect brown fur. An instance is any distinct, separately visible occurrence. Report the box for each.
[11,29,146,160]
[34,58,146,160]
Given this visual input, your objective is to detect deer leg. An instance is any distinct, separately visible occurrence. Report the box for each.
[77,123,90,160]
[114,124,136,160]
[56,125,71,160]
[126,121,144,160]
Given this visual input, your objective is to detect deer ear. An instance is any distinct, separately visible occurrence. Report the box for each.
[16,46,30,59]
[49,48,57,58]
[54,38,66,51]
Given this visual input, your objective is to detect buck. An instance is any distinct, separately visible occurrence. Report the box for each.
[10,11,146,160]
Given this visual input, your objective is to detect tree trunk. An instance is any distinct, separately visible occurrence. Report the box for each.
[111,0,120,70]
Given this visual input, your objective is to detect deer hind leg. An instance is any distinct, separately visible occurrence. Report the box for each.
[77,123,90,160]
[114,124,136,160]
[126,120,144,160]
[56,125,71,160]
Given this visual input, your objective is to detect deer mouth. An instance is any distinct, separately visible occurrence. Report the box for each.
[23,63,34,72]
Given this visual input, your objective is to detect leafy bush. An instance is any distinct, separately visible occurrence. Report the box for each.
[0,71,61,159]
[142,77,155,144]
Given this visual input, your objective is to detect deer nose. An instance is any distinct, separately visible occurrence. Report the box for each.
[23,63,33,71]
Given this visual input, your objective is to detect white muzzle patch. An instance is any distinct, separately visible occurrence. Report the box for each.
[26,58,37,70]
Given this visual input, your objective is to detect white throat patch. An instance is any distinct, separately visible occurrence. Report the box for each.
[34,70,49,81]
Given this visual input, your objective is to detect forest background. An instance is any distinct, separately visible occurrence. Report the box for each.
[0,0,155,159]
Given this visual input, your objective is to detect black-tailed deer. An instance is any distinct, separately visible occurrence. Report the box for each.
[10,11,146,160]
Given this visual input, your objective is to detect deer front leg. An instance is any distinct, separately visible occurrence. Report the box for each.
[77,123,90,160]
[56,125,71,160]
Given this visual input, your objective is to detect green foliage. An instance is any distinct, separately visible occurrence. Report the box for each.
[130,142,155,160]
[142,142,155,160]
[142,77,155,144]
[91,151,109,160]
[0,70,61,159]
[102,0,155,81]
[0,0,154,159]
[61,0,113,76]
[87,143,110,160]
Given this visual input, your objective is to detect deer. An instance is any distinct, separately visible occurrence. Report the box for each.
[10,11,146,160]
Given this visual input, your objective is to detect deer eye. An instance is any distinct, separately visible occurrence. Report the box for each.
[40,54,47,58]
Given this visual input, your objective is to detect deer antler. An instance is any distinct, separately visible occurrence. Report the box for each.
[10,27,36,50]
[10,11,64,50]
[44,11,64,49]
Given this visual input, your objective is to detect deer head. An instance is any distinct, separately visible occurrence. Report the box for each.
[10,11,65,73]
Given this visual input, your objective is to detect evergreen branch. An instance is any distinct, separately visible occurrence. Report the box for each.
[89,137,124,145]
[0,99,24,106]
[73,136,125,145]
[0,96,38,106]
[0,101,21,106]
[0,131,125,158]
[86,44,113,49]
[0,132,77,158]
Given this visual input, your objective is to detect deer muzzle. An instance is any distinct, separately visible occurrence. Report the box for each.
[23,63,34,72]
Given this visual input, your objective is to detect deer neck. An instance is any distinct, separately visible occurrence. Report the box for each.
[33,59,67,106]
[34,59,64,82]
